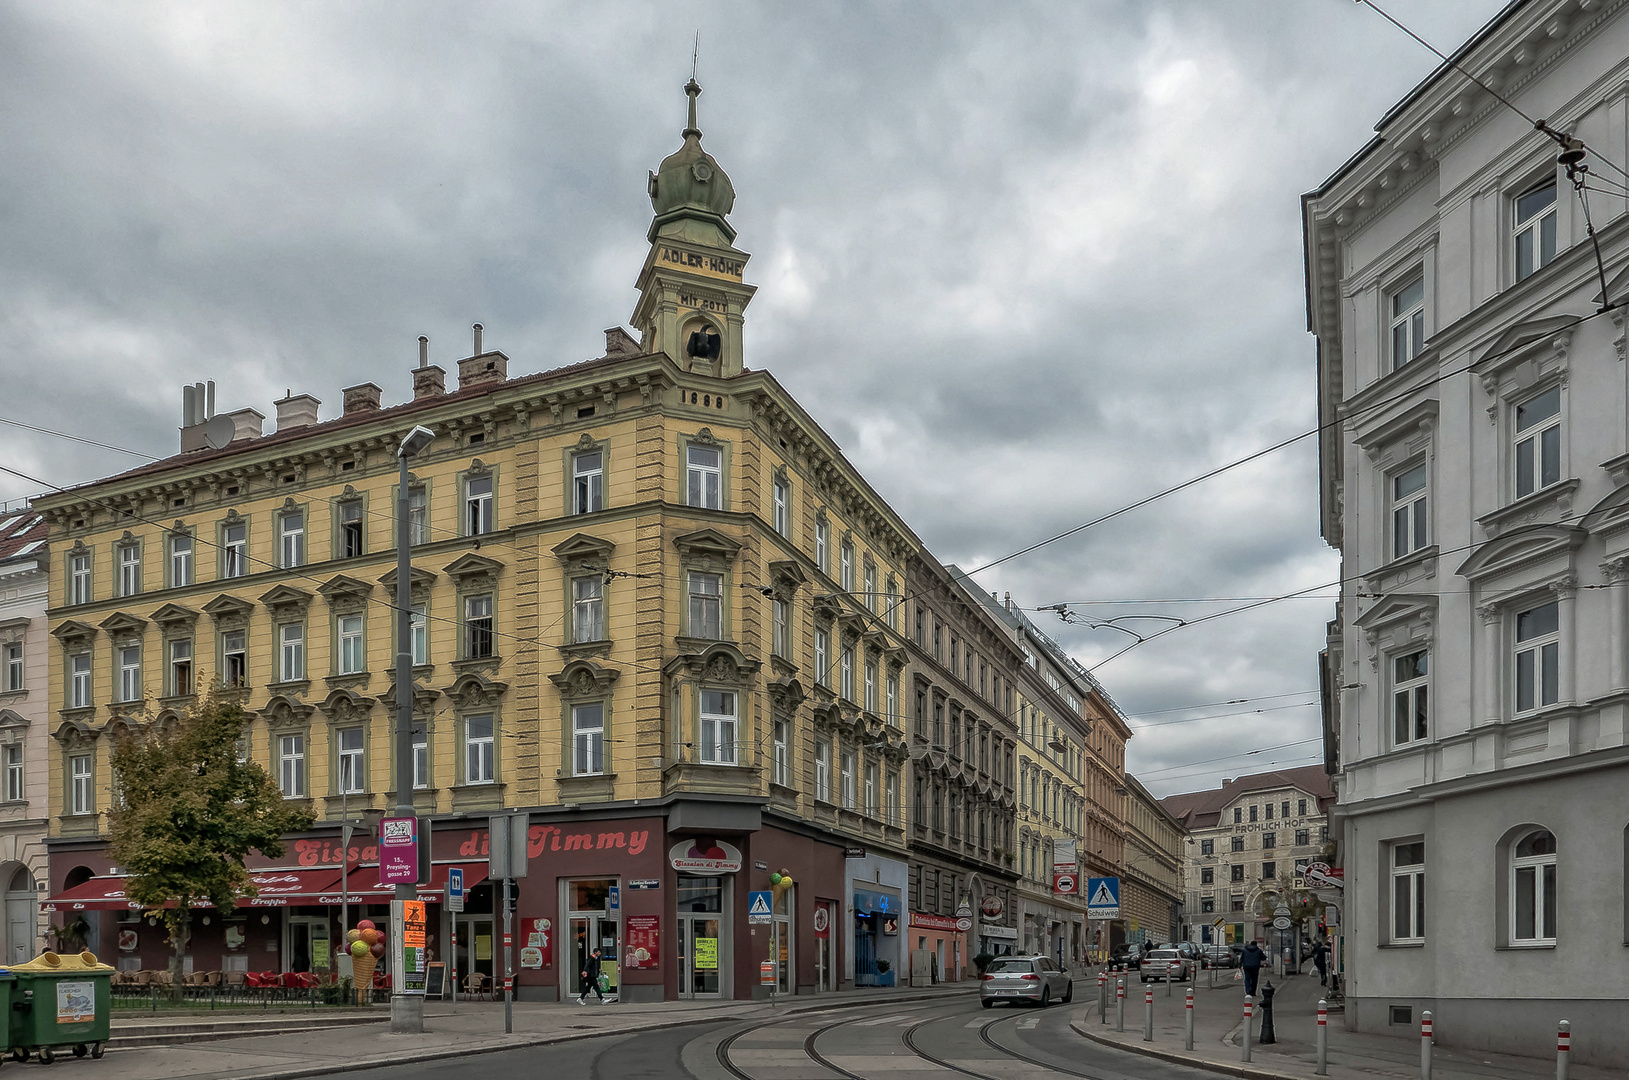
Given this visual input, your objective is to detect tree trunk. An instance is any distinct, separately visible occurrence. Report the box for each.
[167,915,191,1005]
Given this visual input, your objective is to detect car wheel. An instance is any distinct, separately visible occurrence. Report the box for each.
[1062,981,1073,1003]
[982,999,994,1009]
[1038,987,1051,1008]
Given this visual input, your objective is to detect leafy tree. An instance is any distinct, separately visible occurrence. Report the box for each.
[108,688,315,1001]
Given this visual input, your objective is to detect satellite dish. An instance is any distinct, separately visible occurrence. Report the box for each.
[203,415,237,450]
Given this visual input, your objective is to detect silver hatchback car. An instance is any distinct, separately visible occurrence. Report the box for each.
[979,956,1073,1008]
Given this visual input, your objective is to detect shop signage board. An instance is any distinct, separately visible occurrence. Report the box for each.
[669,840,743,873]
[982,925,1018,941]
[694,937,719,970]
[979,895,1003,920]
[625,916,660,970]
[392,898,429,994]
[956,917,973,931]
[881,915,899,936]
[1273,917,1291,930]
[379,817,419,885]
[908,912,959,932]
[844,847,866,859]
[748,891,773,924]
[426,962,447,998]
[448,867,464,913]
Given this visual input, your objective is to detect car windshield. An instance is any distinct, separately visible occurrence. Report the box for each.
[986,959,1035,974]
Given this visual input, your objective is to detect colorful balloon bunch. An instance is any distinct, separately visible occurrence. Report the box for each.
[340,919,386,1002]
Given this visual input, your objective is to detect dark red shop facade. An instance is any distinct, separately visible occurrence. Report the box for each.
[43,797,851,1002]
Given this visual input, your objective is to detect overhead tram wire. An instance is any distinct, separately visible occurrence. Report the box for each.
[0,416,163,460]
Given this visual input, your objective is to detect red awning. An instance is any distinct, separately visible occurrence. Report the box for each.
[43,867,345,913]
[315,862,489,905]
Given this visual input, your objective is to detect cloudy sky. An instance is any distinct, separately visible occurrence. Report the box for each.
[0,1,1509,796]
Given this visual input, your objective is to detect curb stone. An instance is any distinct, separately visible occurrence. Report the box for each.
[1070,1019,1308,1080]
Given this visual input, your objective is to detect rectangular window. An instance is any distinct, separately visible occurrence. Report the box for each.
[1200,839,1214,856]
[1515,600,1559,713]
[688,572,722,639]
[70,754,92,815]
[1391,841,1426,943]
[340,502,364,558]
[1200,867,1215,885]
[1391,463,1428,558]
[168,535,193,586]
[572,703,604,776]
[3,643,21,692]
[772,718,789,787]
[170,639,193,696]
[864,761,877,817]
[70,553,91,604]
[465,475,493,535]
[278,624,303,683]
[278,734,305,798]
[863,563,876,612]
[840,647,855,701]
[1514,386,1561,499]
[573,452,604,515]
[914,608,924,646]
[412,725,429,789]
[1514,178,1557,282]
[865,661,877,713]
[1390,275,1425,369]
[1234,807,1242,824]
[1262,861,1276,880]
[1282,801,1291,817]
[699,690,737,765]
[337,728,365,794]
[70,653,91,709]
[1263,832,1276,849]
[410,606,427,665]
[1249,805,1258,823]
[1265,803,1274,820]
[118,645,141,702]
[1393,648,1429,745]
[1201,897,1215,914]
[686,445,721,509]
[465,595,493,659]
[886,675,898,725]
[223,523,247,579]
[772,599,789,658]
[815,519,829,574]
[118,544,141,597]
[338,614,365,674]
[280,512,304,568]
[1230,864,1245,883]
[573,576,605,643]
[465,714,494,784]
[3,744,21,802]
[223,631,246,688]
[840,543,854,592]
[1231,836,1245,853]
[1230,895,1245,912]
[814,627,829,686]
[1296,829,1311,846]
[772,478,789,536]
[408,487,428,545]
[1298,799,1307,816]
[814,740,831,802]
[1511,831,1557,944]
[886,770,898,825]
[840,751,855,809]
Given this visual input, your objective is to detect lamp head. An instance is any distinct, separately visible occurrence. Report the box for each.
[398,425,436,458]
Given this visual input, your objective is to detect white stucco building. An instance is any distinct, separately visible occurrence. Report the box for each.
[0,508,51,964]
[1304,0,1629,1064]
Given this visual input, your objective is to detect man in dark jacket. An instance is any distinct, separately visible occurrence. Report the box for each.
[578,947,604,1004]
[1312,939,1331,986]
[1240,940,1266,997]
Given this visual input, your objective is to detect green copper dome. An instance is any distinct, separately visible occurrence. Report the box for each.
[647,79,736,243]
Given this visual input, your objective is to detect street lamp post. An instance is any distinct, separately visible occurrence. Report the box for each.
[392,425,435,1034]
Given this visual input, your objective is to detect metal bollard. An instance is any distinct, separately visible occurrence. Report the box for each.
[1420,1010,1433,1080]
[1144,986,1154,1041]
[1316,999,1328,1075]
[1241,995,1254,1062]
[1099,971,1108,1025]
[1167,964,1174,996]
[1185,986,1195,1051]
[1117,978,1125,1032]
[1556,1020,1570,1080]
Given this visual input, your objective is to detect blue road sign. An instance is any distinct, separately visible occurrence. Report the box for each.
[609,886,620,910]
[448,867,465,913]
[1086,876,1121,919]
[748,890,773,923]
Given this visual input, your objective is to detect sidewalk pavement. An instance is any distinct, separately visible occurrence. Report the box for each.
[1073,970,1613,1080]
[92,980,978,1080]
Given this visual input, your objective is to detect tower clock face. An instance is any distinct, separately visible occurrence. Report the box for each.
[692,161,713,182]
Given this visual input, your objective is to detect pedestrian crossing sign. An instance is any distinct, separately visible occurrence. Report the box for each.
[748,890,773,924]
[1085,876,1120,919]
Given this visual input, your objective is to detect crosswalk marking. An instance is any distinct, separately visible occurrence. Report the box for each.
[965,1017,986,1028]
[856,1013,910,1026]
[1018,1018,1039,1030]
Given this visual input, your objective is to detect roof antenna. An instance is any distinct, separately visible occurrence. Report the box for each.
[691,30,699,81]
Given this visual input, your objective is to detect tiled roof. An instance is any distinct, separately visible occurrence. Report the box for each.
[0,511,48,563]
[1158,764,1335,829]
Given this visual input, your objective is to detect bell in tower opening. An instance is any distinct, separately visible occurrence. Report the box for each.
[687,325,722,363]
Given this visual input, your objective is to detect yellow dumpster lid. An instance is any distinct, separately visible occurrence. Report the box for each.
[10,950,113,973]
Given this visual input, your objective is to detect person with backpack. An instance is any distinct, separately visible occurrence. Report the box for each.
[578,947,605,1004]
[1240,939,1267,997]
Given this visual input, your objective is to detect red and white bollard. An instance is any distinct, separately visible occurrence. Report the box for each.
[1116,978,1126,1032]
[1556,1020,1570,1080]
[1099,971,1108,1026]
[1144,986,1154,1041]
[1184,986,1195,1051]
[1316,999,1328,1075]
[1241,996,1254,1062]
[1420,1010,1433,1080]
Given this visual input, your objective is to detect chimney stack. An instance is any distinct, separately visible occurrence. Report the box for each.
[418,335,429,368]
[472,323,483,356]
[457,322,508,390]
[273,391,321,432]
[227,408,265,442]
[342,382,383,416]
[413,335,446,400]
[603,326,640,358]
[179,379,219,451]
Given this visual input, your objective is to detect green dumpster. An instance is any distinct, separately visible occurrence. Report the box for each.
[9,950,113,1064]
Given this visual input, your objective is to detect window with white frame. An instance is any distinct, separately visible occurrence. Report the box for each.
[278,624,304,683]
[865,661,877,713]
[412,725,429,789]
[885,574,899,629]
[70,653,91,709]
[1514,178,1557,282]
[686,445,721,509]
[1390,275,1425,369]
[840,542,854,592]
[572,576,605,643]
[465,595,493,658]
[410,606,427,665]
[223,631,246,688]
[1391,462,1428,558]
[1514,600,1559,713]
[1510,828,1557,945]
[886,770,898,825]
[814,627,829,686]
[772,478,789,536]
[4,643,22,692]
[688,572,721,639]
[337,727,365,793]
[840,646,855,701]
[863,563,876,612]
[1513,386,1561,499]
[699,690,737,765]
[815,740,831,802]
[118,544,141,597]
[864,761,877,817]
[3,744,21,802]
[573,451,603,515]
[572,702,604,775]
[465,475,494,536]
[167,637,192,696]
[1390,840,1426,943]
[886,674,898,725]
[278,734,305,798]
[279,512,305,568]
[337,615,365,674]
[118,645,141,703]
[70,754,92,814]
[339,501,364,558]
[223,523,247,578]
[1392,649,1428,746]
[465,714,494,783]
[408,486,429,545]
[772,598,789,658]
[840,750,855,809]
[70,552,91,604]
[815,518,829,574]
[772,717,789,787]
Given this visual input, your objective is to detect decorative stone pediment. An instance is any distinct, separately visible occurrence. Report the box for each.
[1353,593,1438,633]
[1456,523,1584,584]
[318,574,373,613]
[664,642,762,687]
[1581,482,1629,541]
[50,620,97,645]
[260,695,315,729]
[0,709,27,732]
[105,714,143,741]
[766,560,807,597]
[767,674,805,711]
[378,566,436,603]
[380,679,441,715]
[443,553,503,586]
[552,533,616,570]
[1474,314,1580,371]
[202,594,255,627]
[442,672,508,710]
[52,720,99,751]
[98,612,147,637]
[810,593,842,621]
[258,585,313,618]
[548,659,621,698]
[318,688,375,723]
[673,528,742,566]
[148,603,199,630]
[690,427,719,447]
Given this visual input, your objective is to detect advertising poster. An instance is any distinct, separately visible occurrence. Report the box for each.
[392,898,428,994]
[56,982,95,1024]
[625,916,659,970]
[694,936,718,970]
[526,917,552,968]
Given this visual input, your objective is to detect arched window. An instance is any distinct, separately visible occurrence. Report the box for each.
[1511,828,1557,944]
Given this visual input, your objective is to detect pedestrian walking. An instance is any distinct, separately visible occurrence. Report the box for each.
[1240,939,1266,997]
[1312,938,1331,987]
[578,947,605,1004]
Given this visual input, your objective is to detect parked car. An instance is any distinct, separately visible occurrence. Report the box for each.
[1202,944,1236,968]
[1107,945,1141,972]
[979,955,1074,1008]
[1139,948,1193,983]
[1170,941,1206,968]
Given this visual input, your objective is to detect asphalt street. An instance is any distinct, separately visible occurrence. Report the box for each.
[331,992,1228,1080]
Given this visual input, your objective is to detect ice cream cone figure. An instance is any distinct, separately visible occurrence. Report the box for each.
[352,953,377,1003]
